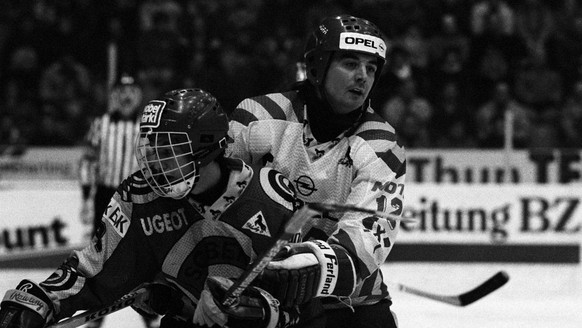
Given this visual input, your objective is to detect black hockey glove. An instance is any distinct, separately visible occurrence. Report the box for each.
[0,280,55,328]
[193,276,298,328]
[255,240,357,308]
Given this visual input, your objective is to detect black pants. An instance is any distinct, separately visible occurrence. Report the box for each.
[323,299,398,328]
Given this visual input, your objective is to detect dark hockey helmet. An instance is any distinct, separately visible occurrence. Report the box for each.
[304,15,388,87]
[135,88,229,199]
[108,73,143,117]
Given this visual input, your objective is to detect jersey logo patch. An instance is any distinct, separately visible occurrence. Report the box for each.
[140,100,165,128]
[339,32,386,58]
[243,211,271,237]
[103,198,130,237]
[294,175,317,197]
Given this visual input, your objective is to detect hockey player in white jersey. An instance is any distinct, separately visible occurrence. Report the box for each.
[227,15,406,328]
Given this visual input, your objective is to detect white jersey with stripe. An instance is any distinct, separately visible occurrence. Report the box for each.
[227,90,406,308]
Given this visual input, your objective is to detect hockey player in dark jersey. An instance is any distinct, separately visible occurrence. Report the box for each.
[228,15,405,328]
[0,89,322,328]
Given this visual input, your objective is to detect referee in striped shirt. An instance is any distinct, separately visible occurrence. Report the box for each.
[79,74,144,239]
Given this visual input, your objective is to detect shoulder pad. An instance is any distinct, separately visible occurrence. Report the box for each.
[355,111,400,145]
[116,171,160,204]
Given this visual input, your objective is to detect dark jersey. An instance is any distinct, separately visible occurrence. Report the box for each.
[39,158,298,321]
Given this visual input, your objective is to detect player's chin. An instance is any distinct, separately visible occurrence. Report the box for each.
[346,96,366,110]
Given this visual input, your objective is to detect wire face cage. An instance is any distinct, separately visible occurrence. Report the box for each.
[135,130,199,199]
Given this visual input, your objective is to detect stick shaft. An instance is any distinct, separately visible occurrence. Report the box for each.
[48,288,149,328]
[307,202,416,223]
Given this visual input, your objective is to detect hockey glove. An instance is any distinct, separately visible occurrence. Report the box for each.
[256,240,357,308]
[193,276,281,328]
[0,280,55,328]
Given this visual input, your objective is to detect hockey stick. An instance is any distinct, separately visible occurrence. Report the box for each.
[48,288,149,328]
[221,204,318,307]
[308,202,417,224]
[388,270,509,306]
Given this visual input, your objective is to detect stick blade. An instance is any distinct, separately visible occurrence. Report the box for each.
[457,270,510,306]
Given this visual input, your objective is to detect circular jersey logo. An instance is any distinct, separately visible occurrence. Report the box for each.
[294,175,317,196]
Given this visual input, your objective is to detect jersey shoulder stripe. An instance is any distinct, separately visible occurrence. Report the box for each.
[331,228,371,278]
[255,93,288,120]
[116,171,160,204]
[234,93,286,123]
[230,106,258,127]
[232,91,303,126]
[355,111,406,176]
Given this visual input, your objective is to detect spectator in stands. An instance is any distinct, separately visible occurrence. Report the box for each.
[1,45,41,144]
[548,10,582,96]
[470,0,515,36]
[4,0,582,151]
[469,3,527,105]
[428,14,470,72]
[384,0,426,36]
[379,77,433,148]
[431,81,476,148]
[514,0,555,61]
[38,55,95,145]
[475,81,533,149]
[513,54,562,114]
[423,0,473,36]
[1,7,60,71]
[427,45,471,106]
[138,0,182,32]
[400,23,429,73]
[136,10,188,93]
[560,80,582,148]
[371,45,428,111]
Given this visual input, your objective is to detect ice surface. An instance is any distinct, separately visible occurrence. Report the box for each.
[1,262,580,328]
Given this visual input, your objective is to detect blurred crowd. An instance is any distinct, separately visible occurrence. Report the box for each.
[1,0,582,150]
